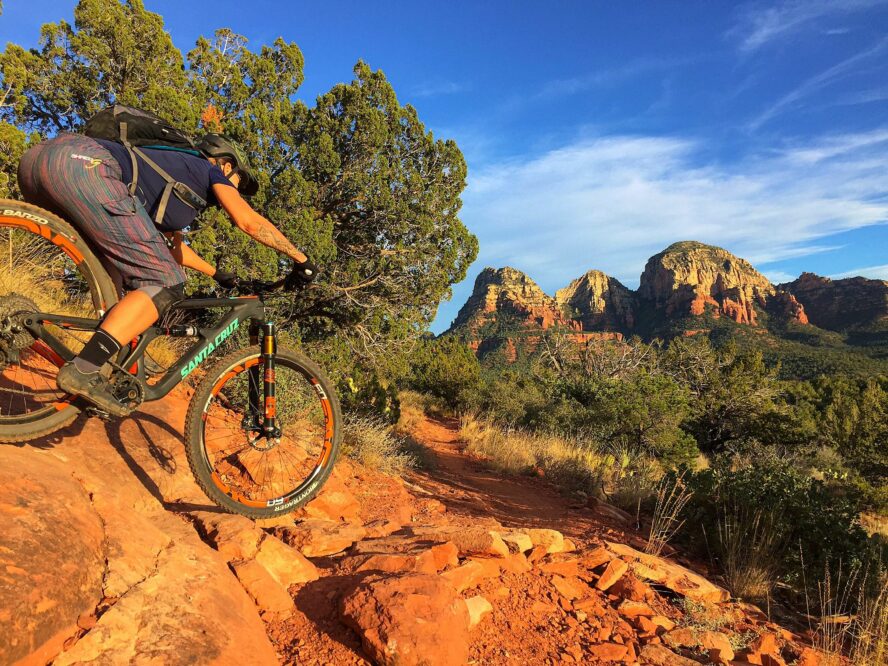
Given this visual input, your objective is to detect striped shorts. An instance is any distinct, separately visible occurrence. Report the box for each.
[17,133,185,291]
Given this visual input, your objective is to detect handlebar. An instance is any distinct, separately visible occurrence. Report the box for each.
[233,277,289,296]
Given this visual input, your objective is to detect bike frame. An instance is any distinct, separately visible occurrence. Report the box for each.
[21,295,270,403]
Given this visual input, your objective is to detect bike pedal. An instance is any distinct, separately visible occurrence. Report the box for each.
[85,406,113,421]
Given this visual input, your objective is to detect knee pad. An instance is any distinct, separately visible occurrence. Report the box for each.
[139,284,185,317]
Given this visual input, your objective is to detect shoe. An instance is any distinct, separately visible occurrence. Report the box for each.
[56,363,129,417]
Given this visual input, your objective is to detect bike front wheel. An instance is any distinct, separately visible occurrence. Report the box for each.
[184,344,342,518]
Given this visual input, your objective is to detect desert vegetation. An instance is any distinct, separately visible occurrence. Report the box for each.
[400,331,887,645]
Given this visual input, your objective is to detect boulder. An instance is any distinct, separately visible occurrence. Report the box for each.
[275,519,367,557]
[230,559,296,618]
[550,575,590,601]
[606,541,729,603]
[500,530,534,554]
[526,528,566,554]
[55,525,278,665]
[340,573,470,666]
[581,545,613,569]
[596,558,629,591]
[587,642,628,661]
[351,542,459,575]
[253,534,319,587]
[664,627,735,664]
[0,448,105,665]
[638,643,701,665]
[610,573,654,602]
[650,616,676,632]
[301,474,361,522]
[363,518,403,538]
[409,525,509,558]
[191,510,263,561]
[499,552,533,574]
[346,535,460,574]
[539,558,582,577]
[440,558,502,593]
[464,595,493,628]
[617,600,656,618]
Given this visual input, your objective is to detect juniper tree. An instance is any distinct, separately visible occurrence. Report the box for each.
[0,0,477,382]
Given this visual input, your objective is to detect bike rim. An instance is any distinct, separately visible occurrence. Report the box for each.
[0,218,105,420]
[199,355,336,510]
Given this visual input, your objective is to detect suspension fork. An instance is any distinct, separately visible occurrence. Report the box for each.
[246,326,261,427]
[261,322,278,437]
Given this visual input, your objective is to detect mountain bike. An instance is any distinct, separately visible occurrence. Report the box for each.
[0,199,342,518]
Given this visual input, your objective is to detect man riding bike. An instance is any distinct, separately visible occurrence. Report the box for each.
[17,130,317,416]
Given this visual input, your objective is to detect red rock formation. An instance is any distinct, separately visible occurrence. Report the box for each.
[770,290,810,325]
[638,241,782,325]
[450,267,578,334]
[555,269,637,330]
[781,272,887,332]
[449,267,585,358]
[448,243,817,364]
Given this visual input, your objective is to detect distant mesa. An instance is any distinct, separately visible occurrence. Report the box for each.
[447,241,887,359]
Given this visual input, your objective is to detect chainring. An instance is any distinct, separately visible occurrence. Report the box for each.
[110,372,144,411]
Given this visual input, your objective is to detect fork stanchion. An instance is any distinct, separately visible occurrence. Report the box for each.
[261,321,278,438]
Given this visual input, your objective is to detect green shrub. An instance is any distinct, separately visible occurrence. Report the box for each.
[681,454,883,598]
[405,336,482,411]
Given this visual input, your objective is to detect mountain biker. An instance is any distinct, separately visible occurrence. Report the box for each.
[17,131,318,416]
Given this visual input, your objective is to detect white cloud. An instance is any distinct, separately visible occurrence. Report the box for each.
[763,270,800,284]
[831,264,888,280]
[460,130,888,294]
[533,57,690,100]
[748,37,888,129]
[411,81,467,98]
[731,0,886,53]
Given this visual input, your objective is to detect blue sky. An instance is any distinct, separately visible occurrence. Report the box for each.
[2,1,888,333]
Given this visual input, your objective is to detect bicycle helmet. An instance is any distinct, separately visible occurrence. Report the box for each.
[196,134,259,196]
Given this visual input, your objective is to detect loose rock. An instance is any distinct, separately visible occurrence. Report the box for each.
[340,573,469,666]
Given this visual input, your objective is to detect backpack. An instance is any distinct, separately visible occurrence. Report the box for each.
[84,105,207,226]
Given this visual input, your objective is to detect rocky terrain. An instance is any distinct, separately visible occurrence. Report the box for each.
[1,388,835,665]
[447,241,886,359]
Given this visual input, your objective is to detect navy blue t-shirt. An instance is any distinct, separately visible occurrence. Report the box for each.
[97,139,235,232]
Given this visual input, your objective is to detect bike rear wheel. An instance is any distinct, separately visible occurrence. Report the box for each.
[184,344,342,518]
[0,200,118,442]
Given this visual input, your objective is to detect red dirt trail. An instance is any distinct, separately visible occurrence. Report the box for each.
[406,415,633,545]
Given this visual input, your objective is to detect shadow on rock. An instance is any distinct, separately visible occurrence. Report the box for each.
[104,410,220,514]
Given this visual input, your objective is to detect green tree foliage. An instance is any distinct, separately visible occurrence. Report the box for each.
[0,0,194,133]
[661,337,791,453]
[0,0,477,386]
[0,122,28,198]
[405,336,481,410]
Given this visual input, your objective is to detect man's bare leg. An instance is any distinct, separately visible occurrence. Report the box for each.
[56,289,162,415]
[99,290,159,345]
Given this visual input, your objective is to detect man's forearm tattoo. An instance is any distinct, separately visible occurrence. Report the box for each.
[254,222,302,261]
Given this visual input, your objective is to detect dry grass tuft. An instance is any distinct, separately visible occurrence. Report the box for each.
[716,506,783,601]
[645,473,692,556]
[457,412,661,499]
[861,512,888,539]
[815,565,888,666]
[850,571,888,666]
[394,389,426,436]
[342,415,416,476]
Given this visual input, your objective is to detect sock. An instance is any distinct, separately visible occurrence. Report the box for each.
[73,329,121,373]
